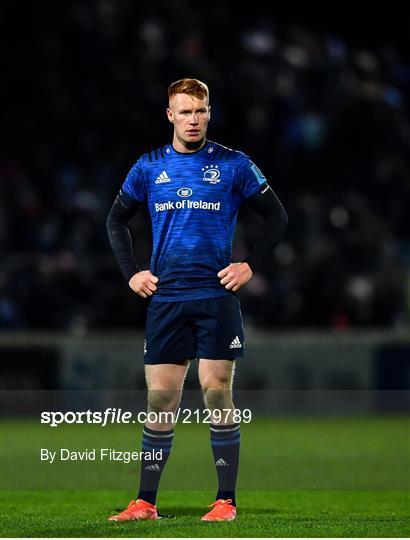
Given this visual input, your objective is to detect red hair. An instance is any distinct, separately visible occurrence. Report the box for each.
[168,78,209,102]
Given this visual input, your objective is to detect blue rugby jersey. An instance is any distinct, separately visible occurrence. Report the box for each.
[120,140,268,302]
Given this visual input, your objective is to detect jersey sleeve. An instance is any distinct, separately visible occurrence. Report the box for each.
[234,155,269,200]
[121,159,147,203]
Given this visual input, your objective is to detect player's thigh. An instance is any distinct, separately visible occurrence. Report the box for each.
[198,358,236,390]
[145,361,190,392]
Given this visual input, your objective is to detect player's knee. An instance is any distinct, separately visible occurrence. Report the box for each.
[147,389,181,413]
[200,373,231,394]
[202,387,233,411]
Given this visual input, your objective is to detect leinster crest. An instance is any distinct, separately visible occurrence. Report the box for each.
[202,165,221,184]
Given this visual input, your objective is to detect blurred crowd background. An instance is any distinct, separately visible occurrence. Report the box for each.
[2,1,410,332]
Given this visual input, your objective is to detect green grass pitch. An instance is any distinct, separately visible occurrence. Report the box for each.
[1,416,409,537]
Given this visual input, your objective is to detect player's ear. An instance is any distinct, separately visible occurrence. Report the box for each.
[207,105,211,121]
[166,107,174,123]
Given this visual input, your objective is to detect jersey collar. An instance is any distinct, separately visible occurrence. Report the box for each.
[167,139,216,156]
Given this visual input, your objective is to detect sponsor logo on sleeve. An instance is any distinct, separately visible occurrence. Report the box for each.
[250,163,267,184]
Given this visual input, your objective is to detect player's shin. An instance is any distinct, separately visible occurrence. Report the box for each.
[137,425,174,505]
[210,422,240,507]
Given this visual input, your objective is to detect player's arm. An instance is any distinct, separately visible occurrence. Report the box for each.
[243,183,288,272]
[218,183,287,291]
[106,192,158,298]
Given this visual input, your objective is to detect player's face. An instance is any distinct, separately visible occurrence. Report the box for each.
[167,93,210,151]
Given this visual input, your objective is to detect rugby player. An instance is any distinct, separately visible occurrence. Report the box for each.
[106,78,287,522]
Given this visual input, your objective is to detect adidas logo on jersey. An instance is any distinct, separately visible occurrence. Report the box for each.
[155,170,171,184]
[229,336,242,349]
[145,463,161,471]
[215,458,229,467]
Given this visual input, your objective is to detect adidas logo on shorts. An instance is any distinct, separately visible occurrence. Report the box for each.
[155,170,171,184]
[229,336,242,349]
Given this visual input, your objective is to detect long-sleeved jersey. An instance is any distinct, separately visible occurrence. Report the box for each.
[119,140,269,302]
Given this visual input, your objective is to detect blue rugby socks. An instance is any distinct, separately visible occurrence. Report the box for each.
[137,426,174,505]
[210,423,240,506]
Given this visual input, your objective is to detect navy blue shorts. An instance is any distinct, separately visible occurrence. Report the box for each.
[144,295,245,365]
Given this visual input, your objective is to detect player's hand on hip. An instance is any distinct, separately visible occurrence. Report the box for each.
[128,271,159,298]
[217,262,253,292]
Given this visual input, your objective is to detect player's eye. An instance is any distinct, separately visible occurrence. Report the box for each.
[180,110,207,116]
